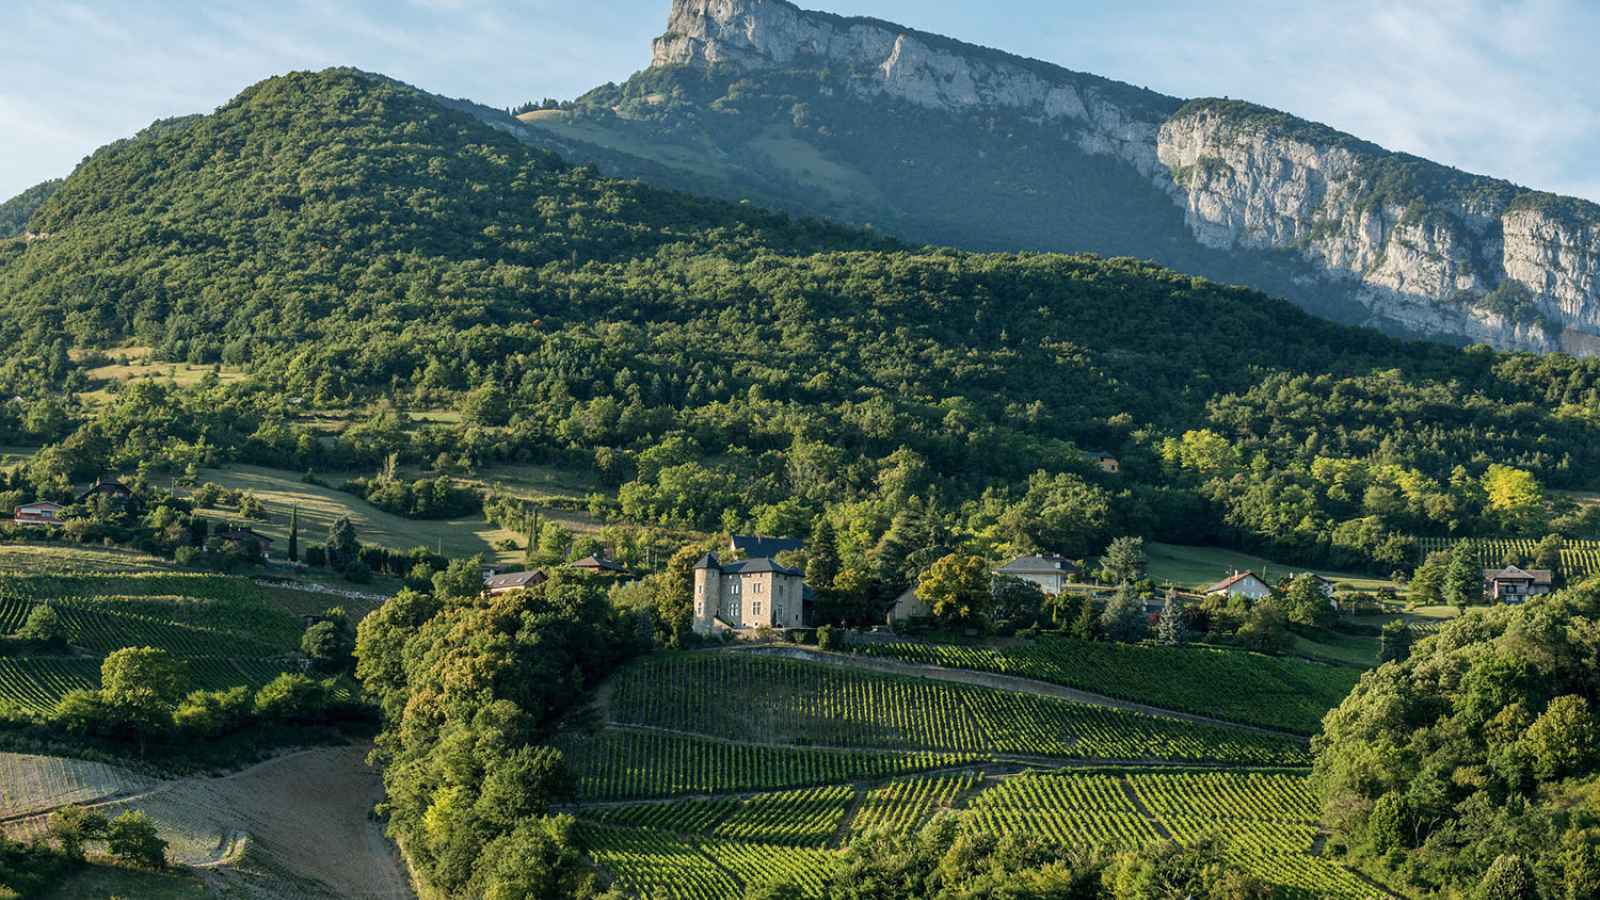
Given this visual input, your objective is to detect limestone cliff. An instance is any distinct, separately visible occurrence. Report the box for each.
[648,0,1600,353]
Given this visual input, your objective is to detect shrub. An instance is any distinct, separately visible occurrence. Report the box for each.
[107,810,167,869]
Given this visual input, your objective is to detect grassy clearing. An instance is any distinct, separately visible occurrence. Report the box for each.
[193,464,523,563]
[40,864,211,900]
[1146,543,1394,592]
[0,544,175,574]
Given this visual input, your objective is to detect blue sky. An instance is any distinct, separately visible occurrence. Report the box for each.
[1,0,1595,202]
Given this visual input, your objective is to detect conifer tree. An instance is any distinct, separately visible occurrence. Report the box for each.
[1072,595,1099,641]
[1157,590,1188,646]
[1101,583,1148,643]
[808,517,840,591]
[287,505,299,562]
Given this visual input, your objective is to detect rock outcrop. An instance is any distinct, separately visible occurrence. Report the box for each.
[650,0,1600,353]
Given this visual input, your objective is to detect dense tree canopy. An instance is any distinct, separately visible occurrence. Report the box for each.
[1312,585,1600,898]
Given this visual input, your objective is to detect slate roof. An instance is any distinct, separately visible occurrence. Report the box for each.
[997,554,1079,576]
[1084,451,1117,460]
[1483,565,1553,585]
[216,529,273,544]
[729,535,804,558]
[567,556,632,574]
[485,570,547,589]
[720,557,804,577]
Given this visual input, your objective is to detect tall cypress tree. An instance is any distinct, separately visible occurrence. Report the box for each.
[808,517,840,590]
[287,505,299,562]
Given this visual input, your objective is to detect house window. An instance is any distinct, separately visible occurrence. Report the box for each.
[776,604,784,619]
[695,601,704,616]
[731,581,741,595]
[696,583,704,594]
[752,601,762,616]
[753,582,763,593]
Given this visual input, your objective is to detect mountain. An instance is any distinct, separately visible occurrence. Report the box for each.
[503,0,1600,355]
[2,67,1597,571]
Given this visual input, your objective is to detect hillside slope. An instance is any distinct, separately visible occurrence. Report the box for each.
[2,68,1598,571]
[508,0,1600,354]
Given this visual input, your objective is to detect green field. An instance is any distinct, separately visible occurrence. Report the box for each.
[1145,543,1395,592]
[191,463,609,566]
[192,464,523,563]
[854,636,1357,735]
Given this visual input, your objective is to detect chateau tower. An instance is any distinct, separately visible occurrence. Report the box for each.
[692,552,722,635]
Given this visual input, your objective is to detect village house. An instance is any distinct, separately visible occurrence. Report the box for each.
[215,528,274,557]
[1482,565,1552,603]
[12,501,64,528]
[994,554,1079,594]
[887,586,931,623]
[485,569,547,595]
[1204,570,1273,601]
[78,477,145,512]
[1084,451,1119,474]
[693,552,809,634]
[566,555,633,577]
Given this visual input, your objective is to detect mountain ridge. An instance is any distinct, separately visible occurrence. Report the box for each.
[517,0,1600,354]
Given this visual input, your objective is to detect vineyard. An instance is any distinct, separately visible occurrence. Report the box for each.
[552,728,985,801]
[0,569,316,719]
[1415,536,1600,582]
[570,767,1384,900]
[851,636,1358,734]
[568,649,1381,900]
[0,752,152,818]
[606,653,1310,765]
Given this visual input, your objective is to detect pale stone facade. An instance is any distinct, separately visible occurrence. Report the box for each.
[693,553,807,634]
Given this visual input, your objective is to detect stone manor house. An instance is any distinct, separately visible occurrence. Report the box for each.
[693,552,810,634]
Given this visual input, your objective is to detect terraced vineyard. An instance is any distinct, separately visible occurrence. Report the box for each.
[1416,536,1600,582]
[0,753,153,818]
[553,728,985,801]
[572,768,1381,900]
[608,653,1310,765]
[852,636,1357,734]
[569,652,1378,900]
[849,772,977,837]
[0,569,312,719]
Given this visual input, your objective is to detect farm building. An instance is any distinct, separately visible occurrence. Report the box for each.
[12,501,63,527]
[215,528,274,556]
[1204,570,1273,601]
[729,534,804,558]
[994,554,1079,594]
[1483,565,1552,603]
[693,553,810,634]
[566,555,633,577]
[486,569,547,595]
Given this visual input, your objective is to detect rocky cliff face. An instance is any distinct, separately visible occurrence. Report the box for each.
[651,0,1600,354]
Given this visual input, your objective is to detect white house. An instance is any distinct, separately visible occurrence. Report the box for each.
[1204,570,1273,601]
[994,554,1079,595]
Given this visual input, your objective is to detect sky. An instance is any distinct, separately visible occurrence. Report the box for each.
[1,0,1595,203]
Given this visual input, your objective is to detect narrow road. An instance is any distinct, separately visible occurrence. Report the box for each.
[729,645,1309,742]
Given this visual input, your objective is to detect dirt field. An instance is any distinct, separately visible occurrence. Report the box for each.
[8,745,413,900]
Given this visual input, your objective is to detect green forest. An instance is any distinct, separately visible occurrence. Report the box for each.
[0,70,1596,586]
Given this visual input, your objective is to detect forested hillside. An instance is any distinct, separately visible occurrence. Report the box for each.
[0,69,1598,580]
